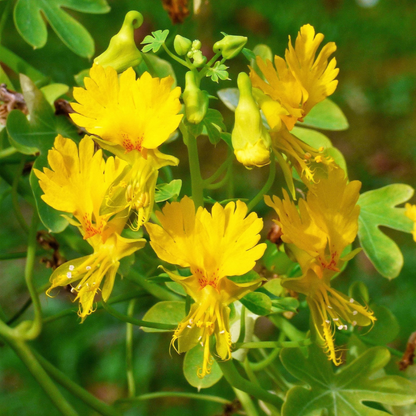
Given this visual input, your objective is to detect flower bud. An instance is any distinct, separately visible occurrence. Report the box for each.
[213,35,247,60]
[192,40,202,50]
[174,35,192,56]
[232,73,271,168]
[192,50,207,68]
[183,71,209,124]
[94,11,143,72]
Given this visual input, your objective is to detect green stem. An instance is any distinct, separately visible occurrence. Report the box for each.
[203,151,234,186]
[216,358,283,409]
[0,164,34,203]
[243,357,260,386]
[15,213,42,340]
[237,305,246,344]
[205,165,232,190]
[198,52,222,79]
[234,339,311,349]
[162,44,191,69]
[247,153,276,212]
[116,392,231,406]
[43,290,146,325]
[32,350,121,416]
[0,146,17,159]
[3,337,79,416]
[12,156,30,234]
[127,269,180,301]
[126,299,136,398]
[249,347,280,372]
[233,388,259,416]
[180,123,204,208]
[102,300,177,330]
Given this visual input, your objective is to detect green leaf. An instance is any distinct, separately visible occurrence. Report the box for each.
[217,88,239,112]
[263,241,297,275]
[6,74,78,232]
[183,345,223,389]
[165,281,186,297]
[201,109,226,145]
[358,184,414,279]
[228,270,261,284]
[242,47,256,61]
[271,297,299,314]
[281,344,416,416]
[0,65,14,89]
[302,98,349,131]
[141,30,169,53]
[155,180,182,203]
[40,83,69,106]
[240,292,272,316]
[141,301,186,333]
[138,53,177,87]
[362,304,399,345]
[14,0,110,58]
[205,62,229,83]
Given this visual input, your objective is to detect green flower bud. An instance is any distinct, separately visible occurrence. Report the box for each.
[183,71,209,124]
[192,40,202,50]
[94,11,143,72]
[213,35,248,60]
[192,50,207,68]
[232,72,271,168]
[174,35,192,56]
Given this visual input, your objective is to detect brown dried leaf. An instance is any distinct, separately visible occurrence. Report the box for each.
[399,331,416,371]
[161,0,189,24]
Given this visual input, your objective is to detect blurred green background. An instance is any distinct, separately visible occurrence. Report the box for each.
[1,0,415,415]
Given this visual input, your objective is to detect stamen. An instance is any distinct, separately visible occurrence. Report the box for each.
[70,288,75,293]
[200,342,204,347]
[220,330,225,334]
[352,321,357,326]
[352,310,358,315]
[343,325,348,330]
[187,325,192,328]
[338,325,343,330]
[189,319,194,324]
[333,318,339,321]
[86,283,89,287]
[198,336,202,341]
[66,272,72,279]
[328,305,333,309]
[349,298,354,303]
[78,285,81,289]
[325,320,330,324]
[86,266,91,270]
[69,265,75,271]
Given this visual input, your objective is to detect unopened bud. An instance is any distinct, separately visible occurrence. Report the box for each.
[174,35,192,56]
[183,71,209,124]
[94,11,143,72]
[192,50,207,68]
[232,73,271,168]
[213,35,247,60]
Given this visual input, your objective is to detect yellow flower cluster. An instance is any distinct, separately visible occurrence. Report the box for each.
[35,64,182,321]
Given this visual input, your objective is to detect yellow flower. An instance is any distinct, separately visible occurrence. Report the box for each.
[70,64,183,160]
[101,149,177,231]
[250,24,338,131]
[284,269,375,365]
[265,168,361,278]
[405,203,416,242]
[35,135,146,320]
[34,135,127,239]
[145,197,266,378]
[47,233,145,321]
[265,168,375,364]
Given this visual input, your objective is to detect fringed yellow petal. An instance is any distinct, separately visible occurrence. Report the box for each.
[70,64,183,156]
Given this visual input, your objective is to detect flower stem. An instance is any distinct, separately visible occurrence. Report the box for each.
[102,300,177,330]
[247,152,276,212]
[116,392,231,406]
[32,349,121,416]
[126,299,136,398]
[234,339,311,349]
[180,123,204,208]
[3,336,79,416]
[14,212,42,340]
[162,43,191,69]
[203,150,234,186]
[249,347,280,372]
[0,146,17,159]
[216,358,283,409]
[232,388,260,416]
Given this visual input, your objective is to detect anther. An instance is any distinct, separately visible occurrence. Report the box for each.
[352,321,357,326]
[69,265,75,271]
[86,266,91,270]
[67,272,72,279]
[318,146,324,152]
[187,325,192,328]
[349,298,354,303]
[352,311,358,315]
[220,330,225,334]
[327,305,333,309]
[200,342,204,347]
[325,320,330,324]
[343,325,348,330]
[338,325,343,330]
[333,318,339,321]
